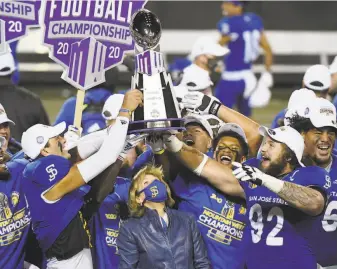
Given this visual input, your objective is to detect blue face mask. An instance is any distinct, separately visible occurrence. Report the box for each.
[137,179,168,203]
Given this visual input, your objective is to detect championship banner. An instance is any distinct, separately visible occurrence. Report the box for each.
[40,0,147,91]
[0,0,41,55]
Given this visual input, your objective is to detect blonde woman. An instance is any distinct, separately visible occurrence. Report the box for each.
[117,165,210,269]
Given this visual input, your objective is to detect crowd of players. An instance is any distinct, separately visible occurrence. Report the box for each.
[1,1,337,269]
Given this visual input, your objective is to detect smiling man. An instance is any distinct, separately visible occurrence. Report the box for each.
[152,119,250,269]
[286,97,337,268]
[164,125,330,269]
[213,123,249,166]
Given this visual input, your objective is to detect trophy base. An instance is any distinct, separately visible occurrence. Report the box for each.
[128,118,185,134]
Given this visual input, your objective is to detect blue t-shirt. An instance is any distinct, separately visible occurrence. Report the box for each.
[242,158,331,269]
[90,177,130,269]
[0,159,30,269]
[172,168,248,269]
[217,13,263,72]
[22,155,86,252]
[306,155,337,267]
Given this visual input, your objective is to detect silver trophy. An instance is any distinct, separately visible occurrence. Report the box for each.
[128,9,184,134]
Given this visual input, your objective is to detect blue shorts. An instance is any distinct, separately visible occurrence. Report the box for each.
[215,79,251,116]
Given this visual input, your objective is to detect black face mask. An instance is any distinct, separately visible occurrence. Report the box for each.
[207,58,219,72]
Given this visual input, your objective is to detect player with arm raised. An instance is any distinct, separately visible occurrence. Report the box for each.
[216,0,273,116]
[21,89,142,269]
[163,125,329,269]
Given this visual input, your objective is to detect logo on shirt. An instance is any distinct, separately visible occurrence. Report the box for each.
[238,205,246,215]
[249,182,258,189]
[46,164,58,182]
[221,200,235,219]
[106,227,119,253]
[0,193,12,221]
[11,192,20,207]
[210,193,223,204]
[198,206,246,246]
[0,193,30,246]
[324,175,331,189]
[289,171,297,181]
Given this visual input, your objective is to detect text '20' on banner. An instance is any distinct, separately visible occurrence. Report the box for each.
[0,0,41,55]
[40,0,147,91]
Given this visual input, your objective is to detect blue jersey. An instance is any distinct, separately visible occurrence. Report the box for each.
[0,159,30,269]
[22,155,85,252]
[172,169,248,269]
[90,177,130,269]
[306,155,337,266]
[217,13,263,72]
[271,109,287,129]
[243,158,331,269]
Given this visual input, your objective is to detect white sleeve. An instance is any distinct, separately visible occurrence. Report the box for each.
[330,56,337,74]
[77,129,107,159]
[77,117,129,183]
[24,261,40,269]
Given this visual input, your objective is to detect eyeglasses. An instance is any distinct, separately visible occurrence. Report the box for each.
[216,145,240,154]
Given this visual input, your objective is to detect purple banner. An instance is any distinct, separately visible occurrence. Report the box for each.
[41,0,147,91]
[0,0,41,55]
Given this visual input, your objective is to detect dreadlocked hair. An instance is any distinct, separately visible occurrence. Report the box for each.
[286,112,315,133]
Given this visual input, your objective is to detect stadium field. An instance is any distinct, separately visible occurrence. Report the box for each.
[33,87,292,126]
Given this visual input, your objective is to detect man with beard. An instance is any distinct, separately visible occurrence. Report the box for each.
[285,98,337,269]
[163,125,330,269]
[150,117,251,269]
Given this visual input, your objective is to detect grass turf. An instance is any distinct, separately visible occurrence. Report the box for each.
[34,87,292,126]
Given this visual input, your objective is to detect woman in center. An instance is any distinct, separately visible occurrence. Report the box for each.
[117,165,210,269]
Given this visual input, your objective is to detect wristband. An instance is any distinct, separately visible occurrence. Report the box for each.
[164,135,183,153]
[193,154,209,176]
[261,174,284,193]
[154,149,165,155]
[210,101,221,116]
[119,108,132,116]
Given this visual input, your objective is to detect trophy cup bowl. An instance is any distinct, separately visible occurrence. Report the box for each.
[128,9,185,134]
[130,9,162,50]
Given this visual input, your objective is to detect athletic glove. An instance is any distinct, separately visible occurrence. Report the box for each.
[232,162,263,186]
[182,91,221,116]
[64,125,82,151]
[119,133,148,161]
[147,134,164,154]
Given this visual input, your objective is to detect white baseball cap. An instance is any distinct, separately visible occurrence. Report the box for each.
[202,114,223,137]
[22,122,66,159]
[190,36,230,60]
[0,104,14,125]
[102,94,124,120]
[287,88,316,110]
[303,64,331,91]
[259,126,305,167]
[184,114,214,139]
[217,123,249,154]
[303,98,337,130]
[179,64,213,91]
[0,52,16,76]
